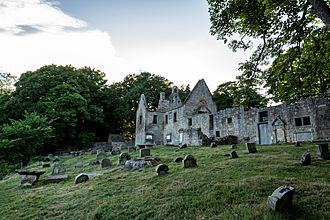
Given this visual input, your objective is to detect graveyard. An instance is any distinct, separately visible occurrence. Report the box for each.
[0,143,329,219]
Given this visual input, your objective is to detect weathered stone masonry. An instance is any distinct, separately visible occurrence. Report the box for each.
[135,79,330,146]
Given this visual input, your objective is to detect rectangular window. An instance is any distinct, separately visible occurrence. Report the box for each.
[173,112,177,122]
[145,134,153,141]
[259,111,268,122]
[188,118,192,126]
[165,115,168,124]
[216,131,220,137]
[303,116,311,125]
[295,116,311,126]
[166,134,171,142]
[209,114,214,130]
[153,115,157,124]
[139,115,142,124]
[227,117,232,124]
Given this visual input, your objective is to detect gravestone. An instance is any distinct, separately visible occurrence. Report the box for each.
[156,164,169,176]
[210,142,217,148]
[231,144,237,149]
[174,157,183,163]
[230,150,238,159]
[316,144,329,160]
[179,143,187,149]
[74,163,84,169]
[101,158,112,168]
[75,173,89,184]
[182,155,197,168]
[52,156,60,162]
[295,142,301,147]
[118,153,131,165]
[19,175,38,187]
[46,174,69,183]
[300,152,311,166]
[140,148,151,157]
[246,143,257,153]
[111,147,121,155]
[268,186,295,211]
[96,151,107,162]
[91,149,97,154]
[52,163,66,175]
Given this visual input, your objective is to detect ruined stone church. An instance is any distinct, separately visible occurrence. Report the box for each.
[135,79,330,147]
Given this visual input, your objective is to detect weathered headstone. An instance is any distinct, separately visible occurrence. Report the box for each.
[124,160,153,170]
[174,157,183,163]
[118,152,131,165]
[182,155,197,168]
[295,141,301,147]
[210,142,217,148]
[231,144,237,149]
[246,143,257,153]
[46,174,69,183]
[179,143,187,149]
[140,148,151,157]
[268,186,295,211]
[230,150,238,159]
[300,152,311,165]
[74,163,84,169]
[101,158,112,168]
[96,151,107,162]
[111,147,121,155]
[156,164,169,176]
[75,173,89,184]
[19,175,38,187]
[316,144,329,160]
[52,163,66,175]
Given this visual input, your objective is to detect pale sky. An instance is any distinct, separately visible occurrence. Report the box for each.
[0,0,251,92]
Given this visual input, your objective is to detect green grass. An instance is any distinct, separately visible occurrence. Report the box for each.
[0,144,329,220]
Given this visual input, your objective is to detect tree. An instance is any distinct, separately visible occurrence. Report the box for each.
[207,0,330,102]
[0,72,16,94]
[264,29,330,103]
[212,81,267,110]
[0,112,53,166]
[9,65,108,150]
[108,72,173,139]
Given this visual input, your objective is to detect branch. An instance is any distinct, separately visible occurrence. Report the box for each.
[308,0,330,27]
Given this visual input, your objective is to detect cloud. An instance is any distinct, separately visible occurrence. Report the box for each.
[0,0,126,82]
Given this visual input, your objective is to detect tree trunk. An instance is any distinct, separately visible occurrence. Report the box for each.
[308,0,330,27]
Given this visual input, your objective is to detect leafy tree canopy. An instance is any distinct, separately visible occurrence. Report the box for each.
[0,112,53,165]
[208,0,330,103]
[213,81,268,110]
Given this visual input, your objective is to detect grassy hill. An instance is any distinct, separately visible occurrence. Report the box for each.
[0,144,329,220]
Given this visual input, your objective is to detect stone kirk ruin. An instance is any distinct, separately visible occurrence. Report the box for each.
[135,79,330,147]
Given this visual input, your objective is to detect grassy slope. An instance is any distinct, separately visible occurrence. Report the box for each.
[0,144,329,220]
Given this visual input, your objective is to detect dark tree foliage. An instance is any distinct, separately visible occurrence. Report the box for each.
[213,81,267,110]
[108,72,190,139]
[6,65,108,151]
[208,0,330,103]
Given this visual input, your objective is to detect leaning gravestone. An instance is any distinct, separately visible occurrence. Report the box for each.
[52,163,66,175]
[75,173,89,184]
[316,143,329,160]
[101,158,112,168]
[300,152,311,166]
[174,157,183,163]
[156,164,169,176]
[118,153,131,165]
[140,148,151,157]
[182,155,197,168]
[230,150,239,159]
[111,147,121,155]
[268,186,295,211]
[246,143,257,153]
[179,143,187,149]
[46,174,69,183]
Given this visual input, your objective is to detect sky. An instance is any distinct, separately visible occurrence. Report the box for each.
[0,0,251,92]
